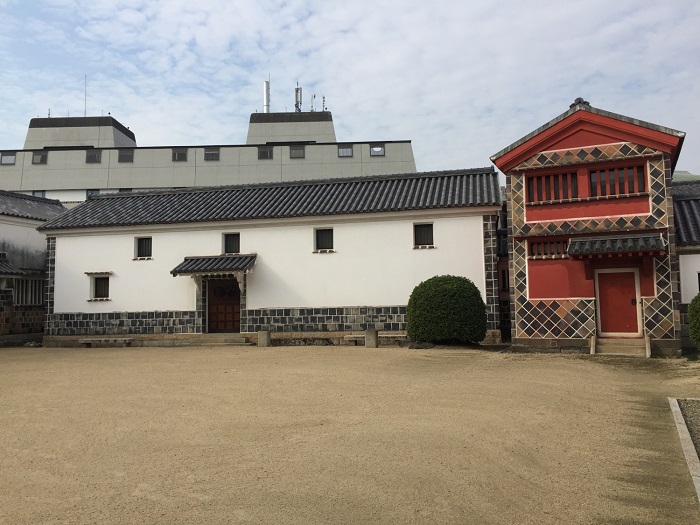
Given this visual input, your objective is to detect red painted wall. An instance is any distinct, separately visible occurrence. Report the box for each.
[527,258,655,299]
[526,195,650,222]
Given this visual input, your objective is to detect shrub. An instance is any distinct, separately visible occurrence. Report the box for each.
[406,275,487,344]
[688,293,700,349]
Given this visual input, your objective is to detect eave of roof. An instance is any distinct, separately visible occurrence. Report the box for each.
[491,100,686,172]
[568,233,667,258]
[171,254,257,276]
[0,190,66,221]
[39,168,501,232]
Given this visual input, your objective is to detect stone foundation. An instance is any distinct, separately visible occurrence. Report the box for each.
[45,310,201,336]
[242,306,407,333]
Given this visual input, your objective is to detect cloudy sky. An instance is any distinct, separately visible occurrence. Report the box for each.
[1,0,698,175]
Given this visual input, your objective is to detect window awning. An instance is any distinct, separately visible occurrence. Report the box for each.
[171,254,257,276]
[568,234,666,258]
[0,260,24,277]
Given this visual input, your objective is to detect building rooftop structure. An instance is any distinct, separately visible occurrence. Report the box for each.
[40,167,500,232]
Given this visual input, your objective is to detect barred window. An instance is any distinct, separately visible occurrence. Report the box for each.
[589,165,645,197]
[528,239,569,258]
[370,143,385,156]
[1,151,16,165]
[93,276,110,299]
[315,228,334,251]
[290,145,305,159]
[338,145,353,157]
[135,237,152,258]
[204,147,220,161]
[223,233,240,254]
[414,223,434,247]
[13,278,44,306]
[526,172,578,203]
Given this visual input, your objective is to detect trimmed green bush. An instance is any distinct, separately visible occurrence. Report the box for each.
[406,275,487,344]
[688,293,700,349]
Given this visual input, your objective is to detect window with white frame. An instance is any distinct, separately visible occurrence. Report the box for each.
[338,145,353,157]
[315,228,334,252]
[135,237,152,259]
[1,151,16,165]
[87,273,111,301]
[223,233,240,254]
[32,190,46,198]
[413,223,434,248]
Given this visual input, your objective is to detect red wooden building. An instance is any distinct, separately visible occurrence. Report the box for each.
[492,99,685,355]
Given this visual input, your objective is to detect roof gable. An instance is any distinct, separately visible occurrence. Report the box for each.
[39,168,501,232]
[491,100,685,173]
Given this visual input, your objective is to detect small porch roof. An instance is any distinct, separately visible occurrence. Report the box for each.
[568,234,666,258]
[171,254,257,276]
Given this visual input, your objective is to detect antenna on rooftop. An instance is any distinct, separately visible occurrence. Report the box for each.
[322,96,327,111]
[310,94,316,112]
[84,75,87,117]
[295,83,302,112]
[263,78,270,113]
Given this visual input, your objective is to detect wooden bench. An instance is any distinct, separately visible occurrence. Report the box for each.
[343,332,408,346]
[79,337,134,348]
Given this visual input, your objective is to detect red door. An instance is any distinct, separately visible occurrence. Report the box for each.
[597,271,639,335]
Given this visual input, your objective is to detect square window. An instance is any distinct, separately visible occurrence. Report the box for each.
[1,151,16,165]
[414,223,434,247]
[86,149,102,163]
[118,149,134,163]
[258,146,273,160]
[32,190,46,198]
[370,143,385,156]
[172,148,188,161]
[223,233,240,254]
[92,276,110,299]
[86,189,100,198]
[135,237,152,258]
[204,147,220,161]
[32,151,48,164]
[119,188,132,193]
[290,145,305,159]
[338,145,353,157]
[315,228,334,251]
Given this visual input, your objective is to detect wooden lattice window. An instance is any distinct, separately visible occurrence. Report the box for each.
[528,239,569,258]
[589,165,645,197]
[526,172,578,203]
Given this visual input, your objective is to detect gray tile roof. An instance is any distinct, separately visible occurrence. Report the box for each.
[568,234,666,256]
[673,181,700,246]
[40,168,501,231]
[491,99,685,164]
[171,254,257,276]
[0,190,66,222]
[0,259,24,276]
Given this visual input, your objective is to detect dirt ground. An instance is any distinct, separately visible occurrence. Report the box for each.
[1,346,699,525]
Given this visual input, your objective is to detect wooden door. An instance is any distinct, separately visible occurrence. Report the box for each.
[207,279,240,333]
[596,270,641,336]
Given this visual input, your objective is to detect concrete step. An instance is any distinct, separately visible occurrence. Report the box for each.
[595,337,646,356]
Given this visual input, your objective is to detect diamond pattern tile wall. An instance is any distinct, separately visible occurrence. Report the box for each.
[515,142,661,171]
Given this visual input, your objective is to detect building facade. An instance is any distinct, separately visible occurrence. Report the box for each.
[0,191,65,338]
[492,99,685,355]
[39,169,501,343]
[1,113,416,207]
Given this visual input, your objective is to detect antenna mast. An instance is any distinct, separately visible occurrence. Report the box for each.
[295,83,302,112]
[263,79,270,113]
[84,75,87,117]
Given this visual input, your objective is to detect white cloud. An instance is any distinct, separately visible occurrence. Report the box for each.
[0,0,698,174]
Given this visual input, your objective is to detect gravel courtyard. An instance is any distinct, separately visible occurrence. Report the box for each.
[1,345,699,525]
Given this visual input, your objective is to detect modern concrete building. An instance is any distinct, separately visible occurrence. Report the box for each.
[0,112,416,206]
[38,168,501,345]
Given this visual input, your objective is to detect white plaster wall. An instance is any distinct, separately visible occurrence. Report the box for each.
[51,213,487,313]
[680,253,700,303]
